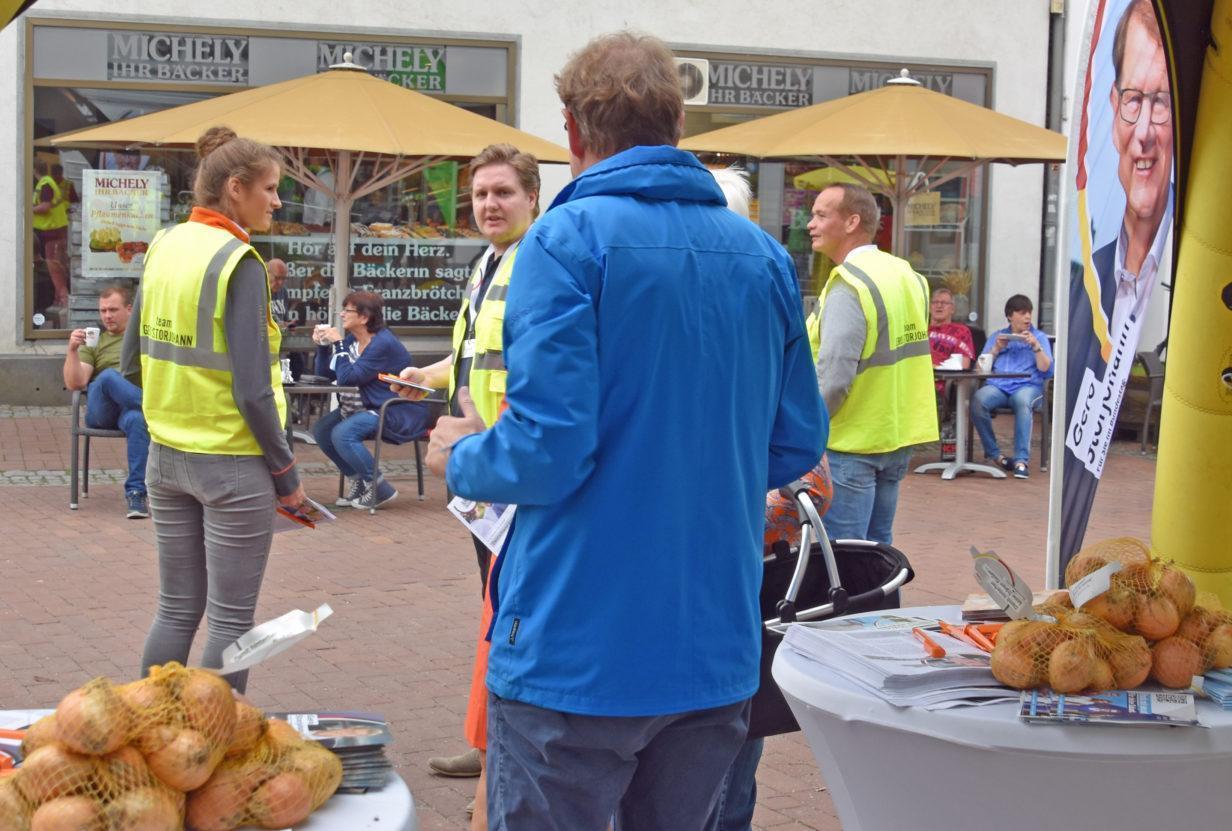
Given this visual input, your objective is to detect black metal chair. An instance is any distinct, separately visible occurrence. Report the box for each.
[69,389,126,510]
[336,395,445,514]
[1134,349,1165,453]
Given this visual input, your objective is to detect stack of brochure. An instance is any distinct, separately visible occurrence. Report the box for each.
[1203,668,1232,708]
[1019,689,1200,727]
[780,613,1015,709]
[276,711,393,792]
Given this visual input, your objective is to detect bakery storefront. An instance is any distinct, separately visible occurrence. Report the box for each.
[677,50,993,325]
[24,17,515,340]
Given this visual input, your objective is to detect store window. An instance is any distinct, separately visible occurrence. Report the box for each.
[679,52,991,325]
[25,20,514,339]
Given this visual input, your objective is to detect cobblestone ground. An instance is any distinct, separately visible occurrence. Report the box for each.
[0,409,1156,830]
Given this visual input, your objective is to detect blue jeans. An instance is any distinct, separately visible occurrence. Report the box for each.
[85,368,149,496]
[970,384,1042,465]
[487,694,749,831]
[707,736,763,831]
[312,408,380,481]
[824,447,915,544]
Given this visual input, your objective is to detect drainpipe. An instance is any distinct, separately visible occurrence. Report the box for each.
[1039,0,1067,331]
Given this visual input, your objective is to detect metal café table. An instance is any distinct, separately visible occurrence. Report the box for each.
[284,382,359,449]
[914,369,1029,480]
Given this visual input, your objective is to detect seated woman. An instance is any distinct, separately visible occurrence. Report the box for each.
[970,294,1053,480]
[313,291,431,509]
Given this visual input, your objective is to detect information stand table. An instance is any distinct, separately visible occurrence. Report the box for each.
[772,605,1232,831]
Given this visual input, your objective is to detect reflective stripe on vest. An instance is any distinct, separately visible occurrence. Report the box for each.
[32,176,68,231]
[139,222,285,455]
[449,244,519,427]
[841,260,933,373]
[820,249,938,454]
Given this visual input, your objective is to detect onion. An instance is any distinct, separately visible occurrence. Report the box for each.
[1087,659,1115,692]
[16,744,96,804]
[1108,639,1152,689]
[1083,588,1137,632]
[1177,607,1218,643]
[249,772,313,828]
[144,728,215,791]
[101,745,149,794]
[1205,624,1232,669]
[1064,551,1110,587]
[1047,639,1093,693]
[179,670,237,748]
[225,701,266,759]
[283,747,343,810]
[20,715,58,758]
[263,719,304,750]
[1133,593,1180,640]
[185,764,264,831]
[1157,566,1196,619]
[0,778,33,831]
[54,683,131,756]
[30,795,101,831]
[1151,637,1204,688]
[102,787,180,831]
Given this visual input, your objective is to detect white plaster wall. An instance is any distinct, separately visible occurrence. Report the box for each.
[1,0,1055,352]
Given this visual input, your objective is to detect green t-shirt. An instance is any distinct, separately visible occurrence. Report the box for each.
[78,330,124,377]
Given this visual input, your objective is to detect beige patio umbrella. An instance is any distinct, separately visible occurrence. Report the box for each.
[51,54,569,313]
[681,70,1067,254]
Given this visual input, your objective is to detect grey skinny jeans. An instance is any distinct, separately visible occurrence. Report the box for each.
[140,442,275,693]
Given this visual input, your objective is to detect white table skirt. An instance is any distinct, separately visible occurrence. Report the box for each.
[772,605,1232,831]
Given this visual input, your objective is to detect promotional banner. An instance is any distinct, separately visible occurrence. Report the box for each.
[1058,0,1176,572]
[82,170,161,277]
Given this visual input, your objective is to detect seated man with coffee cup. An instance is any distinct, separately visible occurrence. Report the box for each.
[970,294,1053,480]
[62,282,149,518]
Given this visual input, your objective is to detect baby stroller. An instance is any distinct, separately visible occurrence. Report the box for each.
[750,481,915,738]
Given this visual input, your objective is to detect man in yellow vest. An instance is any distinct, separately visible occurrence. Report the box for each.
[806,183,937,544]
[32,160,77,308]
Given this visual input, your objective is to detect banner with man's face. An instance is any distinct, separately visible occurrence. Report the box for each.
[1058,0,1176,573]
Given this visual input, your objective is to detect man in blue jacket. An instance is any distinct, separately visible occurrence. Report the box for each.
[427,31,826,830]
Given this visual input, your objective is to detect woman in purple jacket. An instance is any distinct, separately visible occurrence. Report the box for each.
[313,291,430,509]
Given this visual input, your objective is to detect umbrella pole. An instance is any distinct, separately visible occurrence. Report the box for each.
[333,149,353,320]
[892,154,906,256]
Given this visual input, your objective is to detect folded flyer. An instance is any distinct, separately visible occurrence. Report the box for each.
[219,603,333,675]
[1019,689,1200,727]
[447,496,515,554]
[274,496,336,533]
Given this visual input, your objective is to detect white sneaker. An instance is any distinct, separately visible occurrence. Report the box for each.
[336,478,367,507]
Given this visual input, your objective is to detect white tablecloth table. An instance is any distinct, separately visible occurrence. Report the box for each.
[1,709,417,831]
[772,605,1232,831]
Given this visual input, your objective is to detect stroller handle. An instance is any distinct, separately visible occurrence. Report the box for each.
[773,480,845,623]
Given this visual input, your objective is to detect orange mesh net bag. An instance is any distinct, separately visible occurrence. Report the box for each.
[1149,604,1232,687]
[185,719,342,830]
[1063,537,1195,640]
[3,740,184,831]
[990,604,1153,693]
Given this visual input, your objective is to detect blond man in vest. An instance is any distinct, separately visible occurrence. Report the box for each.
[807,183,937,544]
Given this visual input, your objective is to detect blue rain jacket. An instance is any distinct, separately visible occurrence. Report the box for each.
[447,146,827,716]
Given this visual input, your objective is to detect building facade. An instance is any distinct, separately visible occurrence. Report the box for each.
[1,0,1057,403]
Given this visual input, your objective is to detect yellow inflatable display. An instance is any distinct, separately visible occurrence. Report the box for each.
[1152,0,1232,607]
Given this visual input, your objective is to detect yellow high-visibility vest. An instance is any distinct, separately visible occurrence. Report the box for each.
[818,249,938,454]
[32,176,68,231]
[449,244,519,428]
[138,222,285,455]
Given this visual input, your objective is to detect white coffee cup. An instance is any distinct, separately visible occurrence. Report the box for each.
[84,327,100,348]
[313,323,329,344]
[977,353,993,373]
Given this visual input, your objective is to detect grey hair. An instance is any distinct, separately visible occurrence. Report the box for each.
[711,166,752,219]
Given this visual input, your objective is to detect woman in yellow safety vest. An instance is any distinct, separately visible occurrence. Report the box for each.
[120,126,306,693]
[392,143,539,829]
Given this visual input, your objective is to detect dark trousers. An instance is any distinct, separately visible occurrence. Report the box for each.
[487,694,750,831]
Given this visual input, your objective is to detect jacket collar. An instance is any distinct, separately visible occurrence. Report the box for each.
[548,145,725,211]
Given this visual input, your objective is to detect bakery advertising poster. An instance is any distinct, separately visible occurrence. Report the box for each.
[83,169,161,276]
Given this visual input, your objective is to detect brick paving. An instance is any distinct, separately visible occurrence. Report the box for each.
[0,410,1156,830]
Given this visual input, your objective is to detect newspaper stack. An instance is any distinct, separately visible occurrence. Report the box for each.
[781,613,1015,709]
[1203,669,1232,709]
[277,712,393,793]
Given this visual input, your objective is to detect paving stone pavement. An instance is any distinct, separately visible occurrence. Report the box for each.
[0,409,1156,830]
